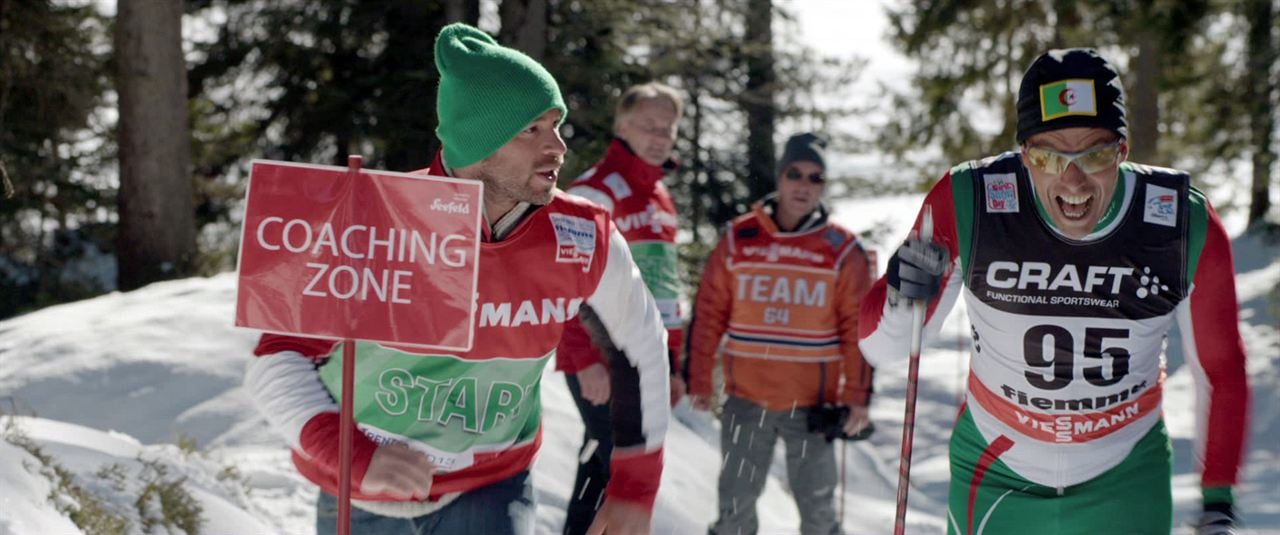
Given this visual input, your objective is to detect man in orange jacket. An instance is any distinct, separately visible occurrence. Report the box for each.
[687,132,877,535]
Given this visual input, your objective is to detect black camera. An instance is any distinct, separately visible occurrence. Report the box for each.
[806,404,875,442]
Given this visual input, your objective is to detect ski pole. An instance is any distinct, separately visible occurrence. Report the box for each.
[893,207,933,535]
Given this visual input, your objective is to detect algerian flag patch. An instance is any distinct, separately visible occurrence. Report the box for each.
[1040,79,1097,121]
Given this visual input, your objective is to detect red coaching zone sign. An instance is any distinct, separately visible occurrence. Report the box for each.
[235,160,482,351]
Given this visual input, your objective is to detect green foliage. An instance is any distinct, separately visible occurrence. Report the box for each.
[621,0,867,241]
[2,419,132,535]
[880,0,1059,183]
[134,458,204,535]
[183,0,865,278]
[0,0,113,318]
[174,433,201,457]
[180,0,451,275]
[878,0,1265,210]
[186,0,447,172]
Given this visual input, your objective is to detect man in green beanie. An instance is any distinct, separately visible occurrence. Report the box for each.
[245,23,670,535]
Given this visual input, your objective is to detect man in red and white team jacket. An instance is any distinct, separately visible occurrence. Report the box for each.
[555,82,687,535]
[245,23,669,535]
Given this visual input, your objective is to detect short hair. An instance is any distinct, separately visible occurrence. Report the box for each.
[615,82,684,123]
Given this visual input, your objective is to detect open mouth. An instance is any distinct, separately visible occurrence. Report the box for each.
[535,169,558,183]
[1056,193,1092,220]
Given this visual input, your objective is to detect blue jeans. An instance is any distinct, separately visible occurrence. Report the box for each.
[316,470,536,535]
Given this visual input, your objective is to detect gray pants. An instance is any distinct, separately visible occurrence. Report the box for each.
[710,396,840,535]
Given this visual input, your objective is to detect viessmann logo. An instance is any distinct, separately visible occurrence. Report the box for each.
[741,243,825,263]
[983,261,1166,305]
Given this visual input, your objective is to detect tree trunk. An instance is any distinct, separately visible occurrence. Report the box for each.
[995,3,1017,152]
[743,0,776,202]
[1129,29,1162,165]
[498,0,547,61]
[1246,0,1275,226]
[380,3,446,171]
[445,0,480,26]
[1051,0,1079,48]
[115,0,195,291]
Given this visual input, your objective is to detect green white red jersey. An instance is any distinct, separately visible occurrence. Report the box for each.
[858,153,1248,491]
[558,138,684,373]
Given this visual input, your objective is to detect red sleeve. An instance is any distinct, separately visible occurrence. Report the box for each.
[666,327,684,373]
[1187,204,1249,487]
[555,318,605,374]
[687,237,734,397]
[297,412,380,492]
[604,447,663,510]
[253,333,339,359]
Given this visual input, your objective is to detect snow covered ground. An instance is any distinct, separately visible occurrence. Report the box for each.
[1,194,1277,534]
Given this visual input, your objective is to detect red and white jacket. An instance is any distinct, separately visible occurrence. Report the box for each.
[244,152,670,510]
[558,138,685,374]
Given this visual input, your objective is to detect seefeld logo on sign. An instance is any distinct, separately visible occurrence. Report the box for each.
[235,160,483,351]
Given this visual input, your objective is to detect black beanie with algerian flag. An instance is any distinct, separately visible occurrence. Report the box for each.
[1015,48,1127,144]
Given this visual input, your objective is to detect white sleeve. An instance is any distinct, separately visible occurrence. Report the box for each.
[244,351,338,448]
[585,228,669,451]
[566,185,615,214]
[858,256,962,367]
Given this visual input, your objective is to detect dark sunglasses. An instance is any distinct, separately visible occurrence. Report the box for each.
[784,167,825,184]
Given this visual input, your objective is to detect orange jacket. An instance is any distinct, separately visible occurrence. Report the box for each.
[687,200,876,410]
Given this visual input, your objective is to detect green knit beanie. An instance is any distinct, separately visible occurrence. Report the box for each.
[434,23,567,169]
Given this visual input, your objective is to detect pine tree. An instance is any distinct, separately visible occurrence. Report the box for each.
[0,0,111,317]
[186,1,448,171]
[879,1,1218,183]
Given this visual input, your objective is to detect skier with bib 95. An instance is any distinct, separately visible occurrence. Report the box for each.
[859,48,1249,535]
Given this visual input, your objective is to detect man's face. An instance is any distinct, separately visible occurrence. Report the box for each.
[1021,127,1128,239]
[614,98,679,166]
[775,160,825,219]
[462,109,567,207]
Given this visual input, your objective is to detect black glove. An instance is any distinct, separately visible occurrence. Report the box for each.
[887,238,949,301]
[804,405,876,442]
[1196,503,1237,535]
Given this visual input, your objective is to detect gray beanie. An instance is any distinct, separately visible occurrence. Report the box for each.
[777,132,827,175]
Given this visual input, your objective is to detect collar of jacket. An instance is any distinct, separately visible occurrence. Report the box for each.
[753,192,829,234]
[422,150,540,243]
[603,137,678,191]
